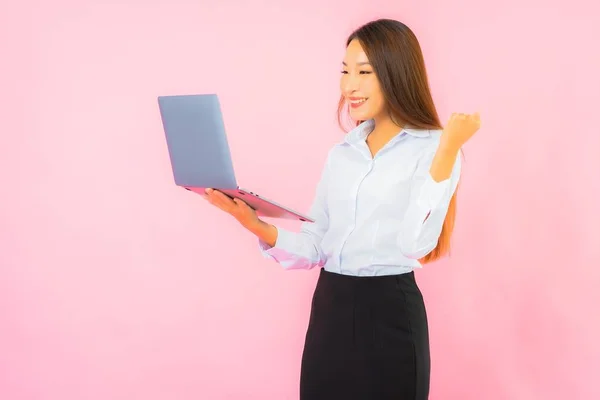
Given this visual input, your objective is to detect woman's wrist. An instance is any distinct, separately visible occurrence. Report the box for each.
[430,140,460,182]
[438,136,461,154]
[244,219,278,247]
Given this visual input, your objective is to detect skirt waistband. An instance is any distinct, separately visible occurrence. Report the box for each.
[317,268,421,303]
[319,267,415,284]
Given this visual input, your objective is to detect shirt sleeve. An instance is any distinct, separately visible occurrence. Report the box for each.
[396,144,462,259]
[257,155,331,270]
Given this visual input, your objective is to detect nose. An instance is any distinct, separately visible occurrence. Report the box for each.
[342,72,360,95]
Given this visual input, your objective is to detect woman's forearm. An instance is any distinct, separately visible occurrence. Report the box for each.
[245,219,278,247]
[430,140,460,182]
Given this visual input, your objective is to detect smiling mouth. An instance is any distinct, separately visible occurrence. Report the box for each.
[349,98,368,108]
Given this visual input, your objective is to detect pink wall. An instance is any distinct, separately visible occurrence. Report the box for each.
[1,0,599,399]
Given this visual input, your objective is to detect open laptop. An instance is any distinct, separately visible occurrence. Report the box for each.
[157,94,314,222]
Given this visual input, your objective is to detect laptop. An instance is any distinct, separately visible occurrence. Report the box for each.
[157,94,314,222]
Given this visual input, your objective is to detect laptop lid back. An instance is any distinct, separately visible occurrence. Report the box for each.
[158,94,237,189]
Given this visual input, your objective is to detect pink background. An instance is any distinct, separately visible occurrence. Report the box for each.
[1,0,599,399]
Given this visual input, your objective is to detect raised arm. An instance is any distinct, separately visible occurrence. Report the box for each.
[396,111,480,259]
[396,143,461,259]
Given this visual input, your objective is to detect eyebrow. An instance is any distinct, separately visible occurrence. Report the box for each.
[342,61,371,66]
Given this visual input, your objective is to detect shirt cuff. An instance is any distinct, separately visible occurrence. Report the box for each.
[258,227,295,260]
[415,172,453,211]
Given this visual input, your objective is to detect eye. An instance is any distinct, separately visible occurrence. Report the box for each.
[359,71,372,75]
[341,70,348,74]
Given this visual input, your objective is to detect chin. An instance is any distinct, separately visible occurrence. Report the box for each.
[349,109,374,122]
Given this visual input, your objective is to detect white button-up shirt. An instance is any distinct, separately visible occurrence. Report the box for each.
[260,119,461,276]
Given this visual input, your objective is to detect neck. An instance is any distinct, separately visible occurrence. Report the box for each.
[369,114,403,140]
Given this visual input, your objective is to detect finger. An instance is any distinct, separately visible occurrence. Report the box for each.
[204,188,220,203]
[212,198,235,214]
[211,190,234,202]
[212,192,237,209]
[206,188,231,200]
[205,193,225,208]
[467,113,480,127]
[206,191,235,211]
[232,198,245,207]
[233,198,253,211]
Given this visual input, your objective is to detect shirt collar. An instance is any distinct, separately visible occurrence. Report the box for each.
[343,119,431,145]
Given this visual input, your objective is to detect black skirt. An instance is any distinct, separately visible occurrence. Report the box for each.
[300,268,430,400]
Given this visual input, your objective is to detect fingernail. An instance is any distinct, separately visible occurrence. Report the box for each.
[205,188,212,194]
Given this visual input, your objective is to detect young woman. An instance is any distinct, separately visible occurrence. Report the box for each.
[204,18,480,400]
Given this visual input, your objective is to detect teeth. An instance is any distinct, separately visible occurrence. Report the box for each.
[350,98,367,104]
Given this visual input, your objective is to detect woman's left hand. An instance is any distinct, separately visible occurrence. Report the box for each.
[441,112,481,150]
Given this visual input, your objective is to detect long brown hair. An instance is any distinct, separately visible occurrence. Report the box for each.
[337,19,457,264]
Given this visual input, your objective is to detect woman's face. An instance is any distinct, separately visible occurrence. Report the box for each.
[340,39,387,122]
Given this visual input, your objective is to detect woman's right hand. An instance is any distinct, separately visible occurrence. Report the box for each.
[203,188,260,229]
[202,188,279,247]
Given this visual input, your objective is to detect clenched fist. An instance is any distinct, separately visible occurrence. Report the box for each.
[441,112,481,150]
